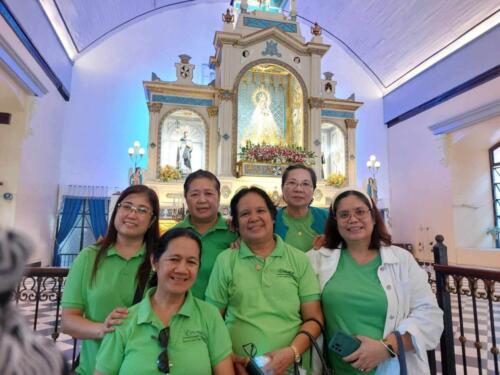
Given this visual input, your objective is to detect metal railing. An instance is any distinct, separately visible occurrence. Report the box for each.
[12,267,78,367]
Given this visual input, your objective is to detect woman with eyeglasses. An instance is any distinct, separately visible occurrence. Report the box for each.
[307,187,442,374]
[61,185,160,375]
[94,228,234,375]
[206,186,323,375]
[275,164,328,252]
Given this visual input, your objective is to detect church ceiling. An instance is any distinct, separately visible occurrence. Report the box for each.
[48,0,499,89]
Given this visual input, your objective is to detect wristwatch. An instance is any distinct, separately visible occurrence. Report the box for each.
[290,344,301,363]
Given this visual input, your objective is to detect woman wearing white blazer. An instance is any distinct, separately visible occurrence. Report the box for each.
[307,187,442,374]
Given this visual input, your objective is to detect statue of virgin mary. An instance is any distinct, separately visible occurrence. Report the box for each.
[241,86,283,146]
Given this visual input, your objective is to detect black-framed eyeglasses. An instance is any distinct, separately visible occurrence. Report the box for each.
[156,327,170,373]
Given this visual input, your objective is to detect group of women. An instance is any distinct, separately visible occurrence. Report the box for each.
[61,165,443,375]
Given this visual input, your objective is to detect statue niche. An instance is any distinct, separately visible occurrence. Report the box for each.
[236,63,304,160]
[160,110,206,176]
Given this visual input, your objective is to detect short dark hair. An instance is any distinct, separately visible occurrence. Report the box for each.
[149,228,202,288]
[281,164,317,189]
[324,190,392,250]
[230,186,277,231]
[183,169,221,197]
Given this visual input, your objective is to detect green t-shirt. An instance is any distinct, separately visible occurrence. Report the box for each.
[61,244,146,375]
[95,289,232,375]
[322,250,388,375]
[205,236,320,358]
[174,212,238,299]
[283,210,318,252]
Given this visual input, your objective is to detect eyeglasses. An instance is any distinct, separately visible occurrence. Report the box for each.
[156,327,170,373]
[117,202,152,216]
[284,180,314,190]
[335,208,371,221]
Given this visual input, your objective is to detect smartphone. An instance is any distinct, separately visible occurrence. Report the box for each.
[328,330,361,357]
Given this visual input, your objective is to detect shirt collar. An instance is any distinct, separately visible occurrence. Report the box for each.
[177,212,228,233]
[106,243,146,259]
[137,289,195,328]
[239,235,285,258]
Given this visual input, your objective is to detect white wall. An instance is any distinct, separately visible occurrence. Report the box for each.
[60,5,388,205]
[388,76,500,266]
[0,15,67,264]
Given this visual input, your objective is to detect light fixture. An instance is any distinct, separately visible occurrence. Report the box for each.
[366,154,381,178]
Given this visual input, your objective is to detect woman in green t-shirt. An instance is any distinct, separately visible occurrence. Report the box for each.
[61,185,160,375]
[307,187,442,374]
[95,228,235,375]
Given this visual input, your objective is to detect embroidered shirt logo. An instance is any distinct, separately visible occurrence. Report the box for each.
[276,268,297,281]
[182,329,207,343]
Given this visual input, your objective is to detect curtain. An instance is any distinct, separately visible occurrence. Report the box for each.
[52,197,83,266]
[88,198,108,241]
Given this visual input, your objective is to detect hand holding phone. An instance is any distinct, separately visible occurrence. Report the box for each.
[328,330,361,357]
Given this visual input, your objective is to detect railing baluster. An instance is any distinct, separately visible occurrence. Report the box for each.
[33,275,42,331]
[486,280,499,375]
[433,235,457,375]
[455,276,468,374]
[469,277,483,374]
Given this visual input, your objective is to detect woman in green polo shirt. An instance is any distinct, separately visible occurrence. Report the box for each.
[206,186,323,375]
[95,228,234,375]
[275,164,328,252]
[61,185,160,375]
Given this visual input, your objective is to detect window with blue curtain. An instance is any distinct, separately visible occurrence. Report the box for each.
[53,197,110,267]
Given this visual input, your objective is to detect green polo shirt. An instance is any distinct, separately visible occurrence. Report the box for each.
[95,288,232,375]
[205,236,321,357]
[174,212,238,299]
[62,244,146,375]
[283,210,318,252]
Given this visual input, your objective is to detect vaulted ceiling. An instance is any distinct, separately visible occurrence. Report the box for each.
[48,0,500,89]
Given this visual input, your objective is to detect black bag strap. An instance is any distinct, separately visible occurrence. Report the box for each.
[132,283,143,305]
[393,331,408,375]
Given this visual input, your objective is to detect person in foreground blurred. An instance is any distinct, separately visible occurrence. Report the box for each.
[0,229,69,375]
[206,186,323,375]
[275,164,328,252]
[95,228,234,375]
[174,169,238,299]
[307,187,443,374]
[61,184,160,374]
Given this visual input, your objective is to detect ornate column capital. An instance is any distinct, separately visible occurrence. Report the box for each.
[217,89,234,101]
[308,97,324,108]
[345,118,358,129]
[147,102,163,113]
[207,106,219,118]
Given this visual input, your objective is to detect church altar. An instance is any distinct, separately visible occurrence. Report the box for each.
[141,0,362,219]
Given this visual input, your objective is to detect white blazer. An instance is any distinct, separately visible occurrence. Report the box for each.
[307,245,443,375]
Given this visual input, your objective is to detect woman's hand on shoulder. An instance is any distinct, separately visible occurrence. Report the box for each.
[312,234,326,250]
[99,307,128,338]
[343,336,390,373]
[264,347,295,375]
[230,238,241,250]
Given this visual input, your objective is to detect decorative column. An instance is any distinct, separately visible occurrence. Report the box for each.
[145,102,163,180]
[217,89,234,176]
[207,106,219,172]
[345,118,358,186]
[308,97,323,179]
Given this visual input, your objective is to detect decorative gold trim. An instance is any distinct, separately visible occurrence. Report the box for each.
[148,102,163,113]
[207,106,219,117]
[231,58,310,177]
[156,107,211,178]
[308,97,324,108]
[311,22,322,36]
[217,89,234,101]
[345,119,358,129]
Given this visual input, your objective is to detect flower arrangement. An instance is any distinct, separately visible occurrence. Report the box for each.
[159,165,182,182]
[325,173,346,187]
[239,141,316,165]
